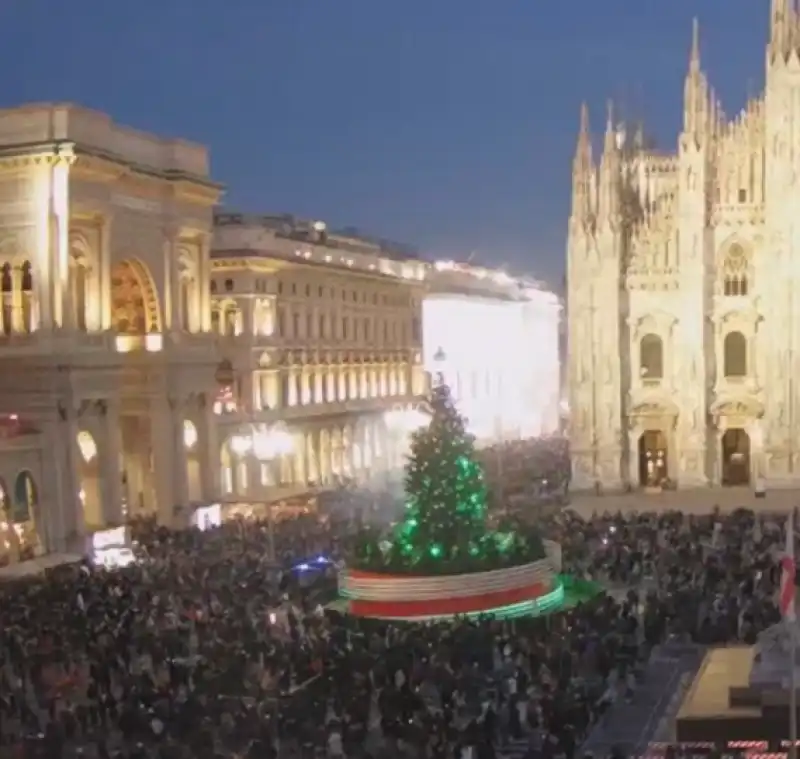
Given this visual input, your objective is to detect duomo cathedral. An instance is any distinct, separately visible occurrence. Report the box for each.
[568,1,800,491]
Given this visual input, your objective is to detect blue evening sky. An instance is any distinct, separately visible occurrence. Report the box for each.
[0,1,765,289]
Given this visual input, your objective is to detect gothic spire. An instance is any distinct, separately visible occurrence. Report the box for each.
[770,0,793,58]
[571,103,595,225]
[683,18,709,139]
[603,100,616,153]
[574,102,593,173]
[690,16,700,73]
[598,101,620,222]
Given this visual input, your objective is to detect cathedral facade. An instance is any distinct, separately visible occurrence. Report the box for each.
[568,2,800,491]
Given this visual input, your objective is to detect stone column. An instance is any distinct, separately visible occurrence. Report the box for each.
[162,230,180,332]
[151,397,189,526]
[318,431,329,484]
[294,434,306,485]
[627,428,639,487]
[99,400,123,526]
[198,234,212,332]
[99,217,113,330]
[150,402,173,525]
[63,261,77,331]
[305,432,318,484]
[52,400,85,553]
[172,405,190,514]
[198,398,220,502]
[10,266,23,334]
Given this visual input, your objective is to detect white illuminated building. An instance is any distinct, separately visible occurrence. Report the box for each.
[568,8,800,490]
[425,263,560,445]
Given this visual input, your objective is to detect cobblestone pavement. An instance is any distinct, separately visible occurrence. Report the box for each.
[569,486,800,517]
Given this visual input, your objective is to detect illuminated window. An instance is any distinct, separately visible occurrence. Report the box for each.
[639,334,663,380]
[724,331,747,377]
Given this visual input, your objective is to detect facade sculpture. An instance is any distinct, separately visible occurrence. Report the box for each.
[568,4,800,490]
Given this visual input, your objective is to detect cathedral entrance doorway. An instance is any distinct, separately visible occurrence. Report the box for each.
[638,430,667,487]
[721,428,750,486]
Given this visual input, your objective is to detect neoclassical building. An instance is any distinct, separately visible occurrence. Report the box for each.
[210,213,429,502]
[568,5,800,490]
[0,103,223,559]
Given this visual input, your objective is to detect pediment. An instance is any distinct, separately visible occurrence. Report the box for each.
[630,309,678,338]
[710,395,763,417]
[629,399,679,417]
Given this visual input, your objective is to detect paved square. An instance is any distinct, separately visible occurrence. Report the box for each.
[569,487,800,518]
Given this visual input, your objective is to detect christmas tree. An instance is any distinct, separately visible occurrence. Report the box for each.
[393,381,490,568]
[351,380,544,575]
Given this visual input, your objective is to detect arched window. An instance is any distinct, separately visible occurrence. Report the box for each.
[639,333,664,380]
[723,331,747,377]
[723,244,749,296]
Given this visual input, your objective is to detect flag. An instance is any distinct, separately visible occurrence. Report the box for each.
[781,512,796,621]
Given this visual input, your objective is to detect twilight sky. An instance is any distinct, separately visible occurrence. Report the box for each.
[0,1,765,289]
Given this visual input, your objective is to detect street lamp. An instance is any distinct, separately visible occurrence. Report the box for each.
[432,346,447,386]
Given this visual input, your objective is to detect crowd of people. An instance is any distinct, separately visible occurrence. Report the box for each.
[479,438,570,506]
[0,498,790,759]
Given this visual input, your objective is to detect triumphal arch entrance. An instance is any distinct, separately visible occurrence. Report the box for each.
[0,103,223,559]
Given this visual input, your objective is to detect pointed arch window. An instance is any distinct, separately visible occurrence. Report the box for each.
[723,243,749,296]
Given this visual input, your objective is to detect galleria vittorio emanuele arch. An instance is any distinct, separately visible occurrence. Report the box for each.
[0,103,223,559]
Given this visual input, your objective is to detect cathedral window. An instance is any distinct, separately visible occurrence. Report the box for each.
[723,331,747,378]
[639,333,664,381]
[722,244,749,297]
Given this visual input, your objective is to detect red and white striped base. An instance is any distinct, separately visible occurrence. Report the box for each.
[339,559,555,619]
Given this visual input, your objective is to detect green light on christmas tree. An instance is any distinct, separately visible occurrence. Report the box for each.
[354,378,544,575]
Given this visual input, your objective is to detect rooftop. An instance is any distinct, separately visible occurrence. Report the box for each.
[212,211,558,303]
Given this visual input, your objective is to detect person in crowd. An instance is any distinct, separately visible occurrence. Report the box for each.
[0,495,787,759]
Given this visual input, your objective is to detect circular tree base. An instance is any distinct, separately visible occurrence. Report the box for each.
[339,558,558,621]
